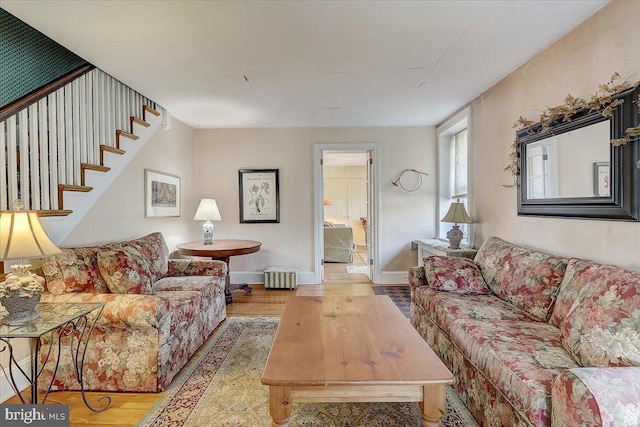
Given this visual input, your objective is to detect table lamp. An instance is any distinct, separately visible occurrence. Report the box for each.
[194,199,222,245]
[440,200,472,249]
[0,200,61,324]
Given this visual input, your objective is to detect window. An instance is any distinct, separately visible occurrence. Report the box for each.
[437,108,471,245]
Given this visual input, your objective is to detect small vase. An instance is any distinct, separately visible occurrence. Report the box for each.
[0,294,41,325]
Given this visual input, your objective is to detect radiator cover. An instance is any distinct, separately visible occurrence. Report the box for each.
[264,267,298,289]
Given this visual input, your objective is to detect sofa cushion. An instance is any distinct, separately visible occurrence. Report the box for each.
[97,247,154,294]
[116,232,169,282]
[557,259,640,367]
[450,319,579,427]
[412,285,539,336]
[474,236,569,322]
[423,256,490,294]
[40,247,109,294]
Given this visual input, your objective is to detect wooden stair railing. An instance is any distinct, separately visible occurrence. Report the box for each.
[1,67,162,219]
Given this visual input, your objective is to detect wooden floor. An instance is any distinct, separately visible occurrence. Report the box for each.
[3,248,376,427]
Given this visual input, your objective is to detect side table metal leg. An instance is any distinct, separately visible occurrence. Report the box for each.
[63,308,111,412]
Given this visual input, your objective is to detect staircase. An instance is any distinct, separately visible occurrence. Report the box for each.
[1,68,164,243]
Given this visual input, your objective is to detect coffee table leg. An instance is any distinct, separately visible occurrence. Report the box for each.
[420,384,446,427]
[269,386,292,427]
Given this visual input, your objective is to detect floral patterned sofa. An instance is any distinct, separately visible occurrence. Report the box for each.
[37,232,227,392]
[409,236,640,427]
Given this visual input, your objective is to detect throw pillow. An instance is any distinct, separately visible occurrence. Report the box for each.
[474,236,568,322]
[423,256,491,294]
[559,258,640,367]
[97,247,153,294]
[40,247,109,294]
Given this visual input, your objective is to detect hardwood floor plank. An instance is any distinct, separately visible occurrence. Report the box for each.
[2,248,377,426]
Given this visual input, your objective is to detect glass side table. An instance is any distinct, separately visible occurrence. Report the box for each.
[0,302,111,412]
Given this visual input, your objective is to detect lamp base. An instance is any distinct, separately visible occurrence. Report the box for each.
[202,220,214,245]
[0,294,41,325]
[446,225,464,250]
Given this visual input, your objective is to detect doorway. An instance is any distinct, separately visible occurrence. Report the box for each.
[313,143,379,284]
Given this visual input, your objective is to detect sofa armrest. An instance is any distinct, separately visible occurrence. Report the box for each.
[40,292,169,329]
[167,259,227,280]
[552,367,640,426]
[408,266,428,289]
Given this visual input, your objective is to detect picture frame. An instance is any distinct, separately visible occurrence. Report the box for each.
[238,169,280,223]
[593,162,610,197]
[145,169,181,217]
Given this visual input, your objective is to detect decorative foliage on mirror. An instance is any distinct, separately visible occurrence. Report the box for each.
[505,73,640,187]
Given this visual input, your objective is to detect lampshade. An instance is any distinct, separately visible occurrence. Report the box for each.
[0,211,61,260]
[323,197,332,206]
[194,199,222,221]
[441,202,472,224]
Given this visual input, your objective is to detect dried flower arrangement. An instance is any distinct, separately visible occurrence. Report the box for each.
[505,73,640,187]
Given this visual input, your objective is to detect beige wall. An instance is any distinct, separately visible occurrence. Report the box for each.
[63,117,198,252]
[194,126,436,282]
[468,0,640,270]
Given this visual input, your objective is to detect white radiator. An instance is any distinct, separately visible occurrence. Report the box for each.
[264,267,298,289]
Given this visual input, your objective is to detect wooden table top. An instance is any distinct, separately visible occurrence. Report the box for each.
[176,240,261,258]
[262,296,453,387]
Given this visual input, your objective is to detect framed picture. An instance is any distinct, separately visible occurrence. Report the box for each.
[238,169,280,223]
[145,169,181,217]
[593,162,610,197]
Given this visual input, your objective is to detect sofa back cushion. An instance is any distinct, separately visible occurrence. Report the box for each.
[557,258,640,367]
[423,256,491,294]
[97,247,154,294]
[113,232,169,282]
[474,237,568,322]
[40,247,109,294]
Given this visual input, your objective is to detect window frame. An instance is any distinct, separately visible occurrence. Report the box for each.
[436,108,472,246]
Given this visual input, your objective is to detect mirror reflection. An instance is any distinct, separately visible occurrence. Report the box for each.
[525,120,610,199]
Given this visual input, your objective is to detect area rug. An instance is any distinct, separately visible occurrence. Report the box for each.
[345,265,368,275]
[137,318,479,427]
[372,285,411,318]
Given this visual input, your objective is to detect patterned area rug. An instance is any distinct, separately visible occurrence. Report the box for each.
[137,318,478,427]
[372,285,411,317]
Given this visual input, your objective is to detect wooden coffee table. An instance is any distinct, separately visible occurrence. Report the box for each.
[261,296,453,426]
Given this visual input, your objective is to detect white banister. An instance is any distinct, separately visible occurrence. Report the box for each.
[2,68,159,212]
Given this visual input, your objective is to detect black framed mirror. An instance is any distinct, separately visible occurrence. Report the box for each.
[517,86,639,221]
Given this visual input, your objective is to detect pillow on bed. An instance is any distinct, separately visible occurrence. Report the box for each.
[423,256,491,294]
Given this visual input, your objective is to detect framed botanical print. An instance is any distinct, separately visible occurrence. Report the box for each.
[238,169,280,223]
[145,169,181,217]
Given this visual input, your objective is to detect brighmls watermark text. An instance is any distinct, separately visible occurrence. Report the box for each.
[0,405,69,426]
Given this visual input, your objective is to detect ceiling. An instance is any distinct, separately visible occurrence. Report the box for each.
[3,1,607,129]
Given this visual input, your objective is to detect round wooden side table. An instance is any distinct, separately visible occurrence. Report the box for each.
[176,239,262,304]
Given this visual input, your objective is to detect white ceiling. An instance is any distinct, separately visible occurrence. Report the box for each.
[3,0,607,129]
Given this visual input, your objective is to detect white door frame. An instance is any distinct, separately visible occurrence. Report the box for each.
[313,143,380,284]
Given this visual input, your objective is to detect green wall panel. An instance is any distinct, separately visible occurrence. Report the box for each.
[0,8,89,108]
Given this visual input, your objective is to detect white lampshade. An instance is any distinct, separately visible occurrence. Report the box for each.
[194,199,222,221]
[441,202,472,224]
[0,211,61,260]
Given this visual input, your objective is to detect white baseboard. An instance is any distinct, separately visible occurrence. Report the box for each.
[231,270,409,285]
[0,355,31,403]
[231,271,317,285]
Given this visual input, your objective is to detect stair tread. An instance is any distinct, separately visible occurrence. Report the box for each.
[59,184,93,192]
[143,105,161,116]
[100,145,126,155]
[37,210,73,217]
[81,163,111,172]
[130,116,151,127]
[116,130,140,140]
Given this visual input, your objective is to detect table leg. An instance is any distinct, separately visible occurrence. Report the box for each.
[420,384,447,427]
[269,386,292,427]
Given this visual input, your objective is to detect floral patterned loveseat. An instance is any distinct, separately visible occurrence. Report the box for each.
[37,232,227,392]
[409,236,640,427]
